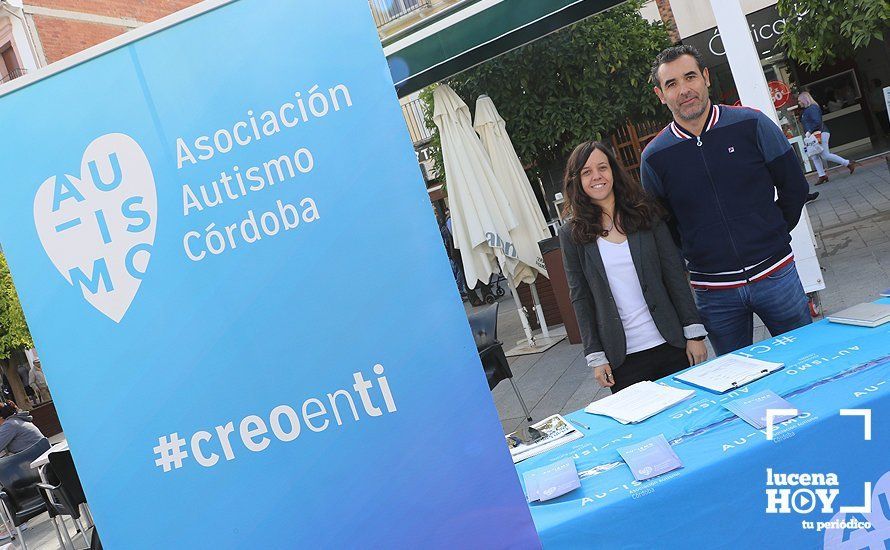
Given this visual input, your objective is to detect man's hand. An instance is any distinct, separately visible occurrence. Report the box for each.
[594,364,614,387]
[686,339,708,366]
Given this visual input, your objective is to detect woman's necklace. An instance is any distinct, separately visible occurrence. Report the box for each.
[601,212,615,236]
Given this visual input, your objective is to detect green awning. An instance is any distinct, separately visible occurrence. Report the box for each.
[385,0,624,97]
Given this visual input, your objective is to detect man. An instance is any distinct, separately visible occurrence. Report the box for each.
[29,359,50,404]
[641,45,812,355]
[437,209,468,299]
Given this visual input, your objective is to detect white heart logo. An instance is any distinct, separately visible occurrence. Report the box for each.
[33,133,157,323]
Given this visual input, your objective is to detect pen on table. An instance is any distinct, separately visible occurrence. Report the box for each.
[569,418,590,430]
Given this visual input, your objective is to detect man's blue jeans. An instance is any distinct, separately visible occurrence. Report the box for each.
[693,261,812,356]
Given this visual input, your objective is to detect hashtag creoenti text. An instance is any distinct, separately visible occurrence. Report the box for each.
[153,364,396,472]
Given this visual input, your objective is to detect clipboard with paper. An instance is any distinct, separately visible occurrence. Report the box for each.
[673,354,784,393]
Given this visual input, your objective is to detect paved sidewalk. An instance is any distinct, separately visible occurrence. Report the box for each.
[808,156,890,314]
[482,154,890,434]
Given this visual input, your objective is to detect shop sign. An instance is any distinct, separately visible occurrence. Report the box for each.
[684,5,806,68]
[770,80,792,108]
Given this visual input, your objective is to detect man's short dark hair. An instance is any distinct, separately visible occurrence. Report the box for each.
[651,45,707,87]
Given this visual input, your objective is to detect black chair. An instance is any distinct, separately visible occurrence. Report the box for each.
[36,486,71,550]
[40,449,91,548]
[0,437,51,550]
[467,303,532,421]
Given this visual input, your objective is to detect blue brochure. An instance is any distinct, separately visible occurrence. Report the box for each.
[523,458,581,502]
[616,434,683,481]
[723,390,798,429]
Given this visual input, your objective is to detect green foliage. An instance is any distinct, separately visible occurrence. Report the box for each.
[777,0,890,70]
[0,252,33,360]
[421,0,670,177]
[419,84,444,182]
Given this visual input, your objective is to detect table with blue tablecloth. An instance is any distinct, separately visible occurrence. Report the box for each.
[516,299,890,549]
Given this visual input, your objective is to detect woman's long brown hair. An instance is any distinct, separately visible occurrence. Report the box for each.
[562,141,663,245]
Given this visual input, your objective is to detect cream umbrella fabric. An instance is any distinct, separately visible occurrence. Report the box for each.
[432,84,519,289]
[474,94,550,285]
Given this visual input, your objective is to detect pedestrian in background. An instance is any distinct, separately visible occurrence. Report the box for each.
[798,91,858,185]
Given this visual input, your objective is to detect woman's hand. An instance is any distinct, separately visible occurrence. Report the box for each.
[594,364,614,387]
[686,339,708,366]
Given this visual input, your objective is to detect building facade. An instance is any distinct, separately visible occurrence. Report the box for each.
[0,0,199,76]
[645,0,890,161]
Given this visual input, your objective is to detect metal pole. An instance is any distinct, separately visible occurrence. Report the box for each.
[709,0,779,124]
[505,276,536,347]
[709,0,822,296]
[528,282,550,338]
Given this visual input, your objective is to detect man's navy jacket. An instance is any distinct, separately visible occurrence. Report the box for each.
[641,104,809,288]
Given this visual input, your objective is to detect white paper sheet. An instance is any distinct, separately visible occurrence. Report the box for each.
[674,355,783,393]
[584,381,695,424]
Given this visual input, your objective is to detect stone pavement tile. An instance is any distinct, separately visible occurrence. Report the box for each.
[820,232,867,256]
[506,353,542,380]
[492,373,540,421]
[819,214,840,229]
[495,341,580,416]
[753,324,770,343]
[501,416,525,435]
[853,207,878,219]
[860,232,887,246]
[528,352,595,420]
[515,339,581,383]
[826,243,875,263]
[870,256,890,284]
[561,375,608,415]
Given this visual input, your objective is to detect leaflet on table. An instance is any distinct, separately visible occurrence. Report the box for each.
[584,381,695,424]
[616,434,683,481]
[827,302,890,328]
[506,415,583,463]
[723,390,798,429]
[523,458,581,502]
[673,355,784,393]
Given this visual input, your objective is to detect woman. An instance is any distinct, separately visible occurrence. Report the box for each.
[798,91,858,185]
[0,400,45,454]
[558,141,708,392]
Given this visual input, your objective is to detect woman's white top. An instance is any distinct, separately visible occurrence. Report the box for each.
[596,238,666,354]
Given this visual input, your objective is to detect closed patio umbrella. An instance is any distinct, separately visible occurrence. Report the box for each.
[474,95,556,339]
[432,84,538,346]
[432,84,518,287]
[474,95,550,283]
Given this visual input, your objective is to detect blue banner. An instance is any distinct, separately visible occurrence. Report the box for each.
[0,1,538,547]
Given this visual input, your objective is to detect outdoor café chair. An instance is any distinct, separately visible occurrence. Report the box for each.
[467,303,533,421]
[0,437,51,550]
[39,449,92,548]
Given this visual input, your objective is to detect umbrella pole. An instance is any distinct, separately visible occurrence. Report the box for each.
[505,276,536,347]
[529,282,550,338]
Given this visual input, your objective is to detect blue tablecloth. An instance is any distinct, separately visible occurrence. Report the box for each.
[516,299,890,549]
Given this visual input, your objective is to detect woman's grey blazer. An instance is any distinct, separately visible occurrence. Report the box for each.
[558,219,704,370]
